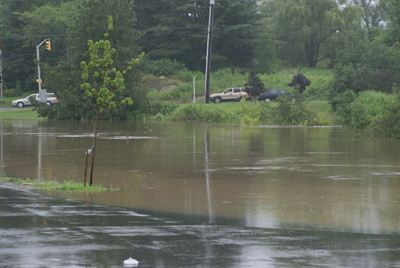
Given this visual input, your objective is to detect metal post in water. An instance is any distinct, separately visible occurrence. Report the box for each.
[204,125,214,223]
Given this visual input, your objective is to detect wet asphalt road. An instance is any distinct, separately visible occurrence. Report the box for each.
[0,108,18,111]
[1,185,400,268]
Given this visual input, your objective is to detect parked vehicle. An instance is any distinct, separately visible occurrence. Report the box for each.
[210,87,248,103]
[12,92,58,108]
[258,89,288,101]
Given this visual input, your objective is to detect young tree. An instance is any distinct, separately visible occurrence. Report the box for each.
[288,72,311,94]
[245,72,265,98]
[80,17,142,186]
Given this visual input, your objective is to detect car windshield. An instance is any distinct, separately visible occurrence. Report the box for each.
[224,89,232,94]
[26,94,37,99]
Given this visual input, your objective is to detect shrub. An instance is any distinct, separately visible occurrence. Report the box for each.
[350,91,396,129]
[268,96,316,125]
[331,90,357,125]
[372,99,400,138]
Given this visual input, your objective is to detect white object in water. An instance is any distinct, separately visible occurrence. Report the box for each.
[123,257,139,267]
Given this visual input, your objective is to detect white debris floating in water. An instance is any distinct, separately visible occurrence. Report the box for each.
[123,257,139,267]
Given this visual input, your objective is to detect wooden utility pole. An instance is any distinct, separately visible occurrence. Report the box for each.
[0,44,3,101]
[204,0,215,104]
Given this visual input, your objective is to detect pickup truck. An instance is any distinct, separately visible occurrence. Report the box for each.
[209,87,248,103]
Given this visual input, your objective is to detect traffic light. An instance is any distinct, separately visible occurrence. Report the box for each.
[45,39,51,51]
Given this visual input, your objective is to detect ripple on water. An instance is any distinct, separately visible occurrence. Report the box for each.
[326,175,368,181]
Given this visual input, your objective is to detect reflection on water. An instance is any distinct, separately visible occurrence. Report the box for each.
[2,121,400,234]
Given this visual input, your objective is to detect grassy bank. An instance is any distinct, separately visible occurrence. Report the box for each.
[150,99,334,126]
[144,68,335,126]
[145,68,333,103]
[0,177,108,193]
[0,108,40,120]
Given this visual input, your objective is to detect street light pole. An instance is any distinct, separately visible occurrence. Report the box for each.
[204,0,215,104]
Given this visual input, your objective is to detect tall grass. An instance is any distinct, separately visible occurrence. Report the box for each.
[165,99,326,126]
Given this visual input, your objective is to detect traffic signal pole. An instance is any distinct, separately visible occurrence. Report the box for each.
[204,0,215,104]
[36,38,51,103]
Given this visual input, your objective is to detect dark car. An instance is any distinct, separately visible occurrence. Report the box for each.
[258,89,287,101]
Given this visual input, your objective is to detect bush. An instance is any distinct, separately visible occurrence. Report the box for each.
[350,91,396,129]
[372,99,400,138]
[331,90,357,125]
[273,96,316,125]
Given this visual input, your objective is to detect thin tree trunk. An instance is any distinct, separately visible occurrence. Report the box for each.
[84,150,89,187]
[89,111,100,186]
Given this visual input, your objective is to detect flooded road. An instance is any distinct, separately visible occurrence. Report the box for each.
[1,120,400,266]
[1,185,400,267]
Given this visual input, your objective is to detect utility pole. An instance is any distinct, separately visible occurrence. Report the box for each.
[204,0,215,104]
[0,44,3,101]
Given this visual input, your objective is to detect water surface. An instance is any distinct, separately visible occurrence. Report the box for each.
[1,120,400,266]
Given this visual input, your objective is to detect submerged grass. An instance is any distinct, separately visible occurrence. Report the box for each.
[0,177,108,193]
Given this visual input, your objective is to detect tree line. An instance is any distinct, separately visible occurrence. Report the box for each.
[0,0,399,119]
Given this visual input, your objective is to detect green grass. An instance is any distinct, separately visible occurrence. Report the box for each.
[0,177,109,193]
[305,100,334,125]
[146,68,333,103]
[0,108,41,120]
[161,99,334,126]
[259,68,333,100]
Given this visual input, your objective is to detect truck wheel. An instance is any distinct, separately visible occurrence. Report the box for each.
[215,97,222,103]
[17,102,24,108]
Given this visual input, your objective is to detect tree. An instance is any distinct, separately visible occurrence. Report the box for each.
[135,0,258,70]
[343,0,386,40]
[80,17,142,186]
[41,0,145,120]
[383,0,400,44]
[245,72,265,97]
[269,0,342,67]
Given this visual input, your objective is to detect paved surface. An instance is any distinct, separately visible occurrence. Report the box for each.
[0,107,18,111]
[1,184,400,268]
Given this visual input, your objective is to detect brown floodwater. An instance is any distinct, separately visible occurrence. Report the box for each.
[2,120,400,234]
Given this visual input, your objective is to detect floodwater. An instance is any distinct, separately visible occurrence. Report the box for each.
[1,120,400,267]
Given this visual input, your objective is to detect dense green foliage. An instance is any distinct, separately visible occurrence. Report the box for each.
[0,0,400,136]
